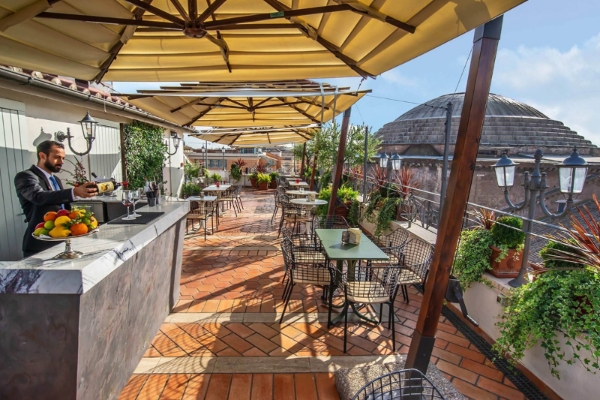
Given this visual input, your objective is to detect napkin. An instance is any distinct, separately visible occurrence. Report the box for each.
[348,228,362,244]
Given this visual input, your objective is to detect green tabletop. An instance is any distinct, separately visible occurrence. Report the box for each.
[315,229,389,261]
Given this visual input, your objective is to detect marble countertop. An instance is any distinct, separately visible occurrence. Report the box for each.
[0,200,189,295]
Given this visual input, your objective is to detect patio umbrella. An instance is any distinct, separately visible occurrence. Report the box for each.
[0,0,525,82]
[193,125,318,146]
[118,80,369,127]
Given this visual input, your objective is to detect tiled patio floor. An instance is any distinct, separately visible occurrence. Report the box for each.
[118,189,526,400]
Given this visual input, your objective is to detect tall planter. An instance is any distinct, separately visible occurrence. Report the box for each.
[489,246,522,278]
[269,180,278,189]
[334,201,352,218]
[249,177,257,188]
[258,182,269,190]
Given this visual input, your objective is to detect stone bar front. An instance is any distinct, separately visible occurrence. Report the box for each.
[0,200,189,400]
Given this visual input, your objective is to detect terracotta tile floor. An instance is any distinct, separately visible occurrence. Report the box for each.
[119,188,527,400]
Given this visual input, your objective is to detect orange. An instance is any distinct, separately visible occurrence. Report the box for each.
[70,223,88,236]
[68,211,79,219]
[43,211,57,222]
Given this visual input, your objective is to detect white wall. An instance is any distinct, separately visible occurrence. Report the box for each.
[461,278,598,400]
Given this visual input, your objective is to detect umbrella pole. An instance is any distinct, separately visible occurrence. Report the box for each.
[309,151,318,191]
[300,143,307,178]
[327,108,351,217]
[405,16,503,374]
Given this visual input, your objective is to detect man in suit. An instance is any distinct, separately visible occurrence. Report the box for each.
[14,140,98,258]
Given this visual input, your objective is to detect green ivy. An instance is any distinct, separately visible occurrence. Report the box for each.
[123,120,166,189]
[374,197,400,237]
[494,268,600,379]
[453,229,494,288]
[347,199,361,228]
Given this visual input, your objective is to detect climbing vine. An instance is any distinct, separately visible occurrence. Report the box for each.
[123,120,167,189]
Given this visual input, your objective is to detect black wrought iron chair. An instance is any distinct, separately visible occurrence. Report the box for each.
[271,189,285,223]
[233,185,244,210]
[280,237,331,323]
[351,369,445,400]
[218,187,238,216]
[395,238,434,303]
[313,215,349,230]
[186,200,215,240]
[277,195,312,237]
[373,228,410,265]
[329,263,402,352]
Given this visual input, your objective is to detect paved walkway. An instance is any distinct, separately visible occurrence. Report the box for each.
[118,189,527,400]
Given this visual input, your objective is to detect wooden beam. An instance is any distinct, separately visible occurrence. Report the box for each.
[327,108,351,216]
[36,12,179,28]
[405,16,503,374]
[300,142,307,178]
[198,0,227,23]
[206,0,232,73]
[309,151,318,191]
[332,0,415,33]
[94,0,155,83]
[185,97,225,125]
[122,0,184,25]
[189,0,197,20]
[170,97,207,113]
[276,97,319,123]
[170,0,190,22]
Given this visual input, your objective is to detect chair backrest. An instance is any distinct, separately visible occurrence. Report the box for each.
[314,215,349,230]
[351,369,445,400]
[400,238,434,279]
[281,237,293,271]
[380,228,410,248]
[344,264,402,300]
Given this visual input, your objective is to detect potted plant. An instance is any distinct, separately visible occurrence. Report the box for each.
[256,173,271,190]
[180,183,201,199]
[394,166,420,221]
[249,171,258,188]
[269,172,280,189]
[315,186,359,219]
[211,172,222,184]
[489,215,526,278]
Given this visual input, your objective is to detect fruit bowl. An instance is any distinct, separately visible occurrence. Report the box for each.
[32,229,99,259]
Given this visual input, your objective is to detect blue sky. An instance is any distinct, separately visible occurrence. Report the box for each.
[114,0,600,147]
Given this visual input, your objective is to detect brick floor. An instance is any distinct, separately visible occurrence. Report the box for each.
[119,188,527,400]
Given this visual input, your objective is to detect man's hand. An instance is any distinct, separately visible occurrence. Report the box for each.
[73,183,98,199]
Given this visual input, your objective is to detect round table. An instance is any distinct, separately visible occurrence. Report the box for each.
[290,198,328,207]
[286,190,318,197]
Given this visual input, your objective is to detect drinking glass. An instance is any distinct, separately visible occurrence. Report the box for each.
[130,188,142,217]
[121,190,136,220]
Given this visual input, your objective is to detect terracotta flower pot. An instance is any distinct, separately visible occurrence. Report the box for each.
[334,201,352,218]
[489,246,522,278]
[270,181,278,189]
[258,182,269,190]
[249,178,257,188]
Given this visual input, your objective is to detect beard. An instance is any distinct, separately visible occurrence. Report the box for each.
[44,159,62,173]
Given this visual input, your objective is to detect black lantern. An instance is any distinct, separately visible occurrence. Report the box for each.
[558,147,588,194]
[493,151,516,188]
[390,153,402,171]
[165,131,181,156]
[55,111,98,156]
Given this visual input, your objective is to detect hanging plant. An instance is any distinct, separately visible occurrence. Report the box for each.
[453,228,494,288]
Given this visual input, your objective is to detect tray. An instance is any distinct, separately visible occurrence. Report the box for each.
[33,228,99,241]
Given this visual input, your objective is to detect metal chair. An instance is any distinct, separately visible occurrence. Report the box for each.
[329,263,402,352]
[233,185,244,210]
[313,215,349,230]
[395,238,434,304]
[351,369,445,400]
[218,187,238,216]
[277,195,312,238]
[373,228,410,265]
[271,189,285,223]
[280,238,331,323]
[186,200,215,240]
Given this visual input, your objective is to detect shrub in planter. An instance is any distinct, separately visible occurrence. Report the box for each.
[211,172,222,184]
[230,164,242,183]
[489,216,526,278]
[315,186,359,218]
[269,172,280,188]
[249,172,258,187]
[181,183,201,198]
[494,268,600,379]
[256,173,271,190]
[347,199,361,228]
[453,228,494,288]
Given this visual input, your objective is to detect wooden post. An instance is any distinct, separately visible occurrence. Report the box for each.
[309,151,318,191]
[327,108,351,217]
[300,143,307,178]
[405,16,503,373]
[119,123,127,182]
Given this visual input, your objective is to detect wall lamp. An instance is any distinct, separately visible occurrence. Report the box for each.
[55,111,98,156]
[165,131,181,156]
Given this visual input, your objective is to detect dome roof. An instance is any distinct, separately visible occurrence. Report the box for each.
[395,93,549,122]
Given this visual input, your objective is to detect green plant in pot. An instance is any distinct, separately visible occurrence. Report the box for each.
[180,183,201,198]
[249,171,258,188]
[269,172,280,189]
[211,172,222,184]
[314,186,359,218]
[489,215,525,278]
[230,165,242,183]
[256,173,271,190]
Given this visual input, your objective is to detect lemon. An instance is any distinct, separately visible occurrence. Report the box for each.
[54,216,72,228]
[33,227,49,236]
[49,227,70,238]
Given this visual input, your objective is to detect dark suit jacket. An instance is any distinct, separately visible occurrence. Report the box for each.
[14,165,73,255]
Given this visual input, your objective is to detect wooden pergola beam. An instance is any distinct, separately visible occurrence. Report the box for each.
[405,16,504,374]
[185,97,225,125]
[169,0,190,22]
[327,108,351,216]
[198,0,227,23]
[170,97,207,113]
[35,12,179,28]
[122,0,184,25]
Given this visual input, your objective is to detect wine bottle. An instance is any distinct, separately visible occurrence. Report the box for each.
[88,177,122,194]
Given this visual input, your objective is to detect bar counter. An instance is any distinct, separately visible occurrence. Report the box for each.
[0,200,189,400]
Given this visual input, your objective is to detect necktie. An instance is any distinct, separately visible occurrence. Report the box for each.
[49,176,65,209]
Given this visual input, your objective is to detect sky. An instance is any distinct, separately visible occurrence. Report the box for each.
[113,0,600,148]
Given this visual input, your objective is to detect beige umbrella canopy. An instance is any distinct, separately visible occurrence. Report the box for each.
[0,0,525,82]
[119,80,369,127]
[195,125,318,146]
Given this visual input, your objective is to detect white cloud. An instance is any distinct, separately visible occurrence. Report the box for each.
[380,70,420,88]
[494,33,600,145]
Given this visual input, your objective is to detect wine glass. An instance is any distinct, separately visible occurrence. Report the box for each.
[121,190,136,220]
[130,188,142,217]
